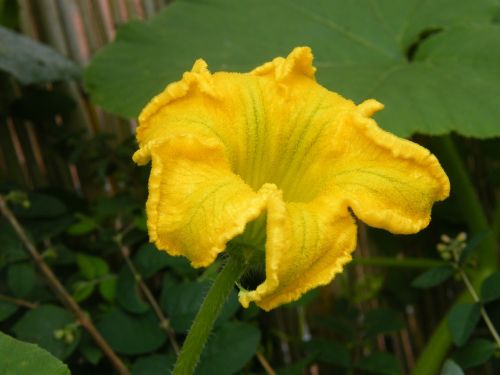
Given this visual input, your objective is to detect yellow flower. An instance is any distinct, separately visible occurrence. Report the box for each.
[133,47,450,311]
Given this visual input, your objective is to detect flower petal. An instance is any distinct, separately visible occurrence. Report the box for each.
[145,134,272,267]
[319,101,450,234]
[239,191,357,311]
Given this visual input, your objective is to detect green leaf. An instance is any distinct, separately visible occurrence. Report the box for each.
[97,309,166,355]
[411,266,455,289]
[161,277,239,332]
[79,338,102,365]
[0,25,80,84]
[0,331,70,375]
[12,305,80,360]
[85,0,500,138]
[71,281,95,303]
[316,316,355,341]
[7,262,36,298]
[364,308,405,337]
[67,215,98,236]
[0,299,18,321]
[357,352,401,375]
[99,277,117,302]
[0,222,28,266]
[196,322,260,375]
[305,338,351,368]
[11,192,66,219]
[277,356,314,375]
[132,354,176,375]
[116,266,149,314]
[133,243,180,278]
[451,338,496,369]
[441,359,465,375]
[447,303,481,346]
[480,271,500,303]
[76,253,108,280]
[459,230,489,265]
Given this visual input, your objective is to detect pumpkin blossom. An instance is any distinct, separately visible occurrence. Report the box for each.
[133,47,450,311]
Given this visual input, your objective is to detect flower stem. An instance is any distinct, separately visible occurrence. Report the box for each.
[172,255,246,375]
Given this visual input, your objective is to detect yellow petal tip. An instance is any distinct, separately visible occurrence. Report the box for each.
[358,99,384,117]
[138,58,215,126]
[251,46,316,81]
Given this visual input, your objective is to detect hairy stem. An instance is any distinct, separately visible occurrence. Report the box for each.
[0,195,130,375]
[172,255,246,375]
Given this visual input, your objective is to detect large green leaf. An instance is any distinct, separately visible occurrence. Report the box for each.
[0,26,80,84]
[0,331,70,375]
[84,0,500,137]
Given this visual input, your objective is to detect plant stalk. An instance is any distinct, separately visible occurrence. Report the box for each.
[172,255,246,375]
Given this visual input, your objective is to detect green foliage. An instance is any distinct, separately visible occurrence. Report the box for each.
[305,338,351,368]
[451,338,497,369]
[441,359,465,375]
[481,271,500,303]
[196,322,260,375]
[134,243,193,278]
[7,262,36,298]
[85,0,500,138]
[0,331,71,375]
[97,309,166,355]
[357,352,401,375]
[0,300,17,322]
[132,354,176,375]
[0,26,80,84]
[447,303,481,346]
[160,276,239,332]
[12,305,81,360]
[364,308,404,337]
[411,266,455,289]
[116,266,150,314]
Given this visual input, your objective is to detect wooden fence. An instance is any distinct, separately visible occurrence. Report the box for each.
[0,0,169,193]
